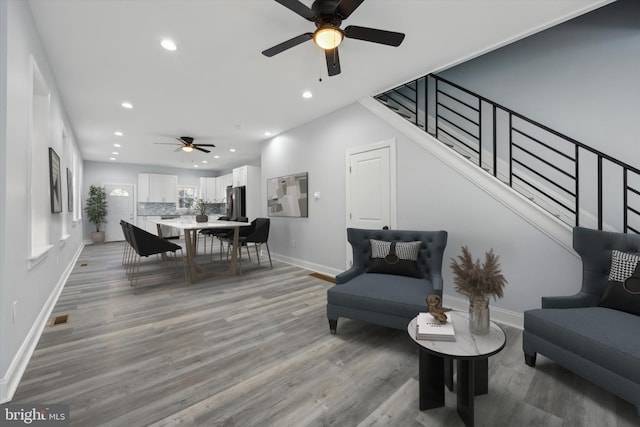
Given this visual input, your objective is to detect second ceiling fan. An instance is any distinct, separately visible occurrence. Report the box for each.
[155,136,216,153]
[262,0,405,76]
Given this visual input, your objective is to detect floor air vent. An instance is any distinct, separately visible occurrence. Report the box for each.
[52,315,69,326]
[310,272,335,284]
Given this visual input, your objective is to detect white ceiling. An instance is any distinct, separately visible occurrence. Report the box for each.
[27,0,610,172]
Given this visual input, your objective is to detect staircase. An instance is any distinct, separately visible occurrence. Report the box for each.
[374,74,640,235]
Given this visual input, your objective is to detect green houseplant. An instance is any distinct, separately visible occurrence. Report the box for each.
[85,185,108,244]
[195,198,209,223]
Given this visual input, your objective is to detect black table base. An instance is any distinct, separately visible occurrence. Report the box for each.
[419,348,490,427]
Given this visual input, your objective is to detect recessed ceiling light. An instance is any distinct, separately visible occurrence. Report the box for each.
[302,91,312,99]
[109,157,116,161]
[114,131,123,136]
[121,102,133,109]
[193,164,199,168]
[113,143,121,147]
[214,155,220,159]
[202,160,208,164]
[229,148,236,152]
[112,151,119,155]
[265,132,272,136]
[160,39,177,51]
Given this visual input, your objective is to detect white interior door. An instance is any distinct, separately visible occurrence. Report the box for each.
[346,140,396,266]
[104,183,135,242]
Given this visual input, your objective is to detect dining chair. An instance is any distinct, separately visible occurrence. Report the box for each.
[127,223,185,286]
[226,218,272,270]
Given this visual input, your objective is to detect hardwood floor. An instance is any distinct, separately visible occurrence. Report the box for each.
[11,241,639,426]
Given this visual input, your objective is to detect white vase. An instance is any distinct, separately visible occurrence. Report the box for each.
[469,296,490,335]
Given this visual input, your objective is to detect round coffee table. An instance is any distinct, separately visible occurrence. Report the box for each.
[407,311,506,427]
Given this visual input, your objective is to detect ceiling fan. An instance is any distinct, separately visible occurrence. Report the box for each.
[262,0,405,76]
[154,136,216,153]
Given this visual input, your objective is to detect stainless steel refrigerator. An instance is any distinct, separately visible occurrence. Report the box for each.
[227,186,246,220]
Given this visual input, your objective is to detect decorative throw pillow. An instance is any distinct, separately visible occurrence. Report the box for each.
[598,250,640,316]
[367,239,423,278]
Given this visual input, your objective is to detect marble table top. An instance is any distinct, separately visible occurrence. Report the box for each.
[407,311,506,359]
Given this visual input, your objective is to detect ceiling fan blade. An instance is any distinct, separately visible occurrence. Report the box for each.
[176,137,190,146]
[262,33,313,57]
[344,25,405,47]
[336,0,365,19]
[194,144,216,147]
[274,0,316,21]
[174,147,183,152]
[325,47,341,76]
[194,146,211,153]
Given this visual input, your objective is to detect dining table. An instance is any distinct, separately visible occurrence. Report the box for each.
[149,218,252,284]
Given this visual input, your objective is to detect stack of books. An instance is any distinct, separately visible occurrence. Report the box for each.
[416,312,456,341]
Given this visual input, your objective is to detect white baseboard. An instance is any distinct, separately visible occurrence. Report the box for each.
[0,242,85,403]
[272,253,342,278]
[443,293,523,330]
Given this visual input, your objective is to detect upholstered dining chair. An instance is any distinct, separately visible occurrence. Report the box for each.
[198,216,230,255]
[225,218,272,270]
[127,223,185,285]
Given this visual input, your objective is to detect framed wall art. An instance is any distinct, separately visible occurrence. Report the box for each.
[267,172,308,217]
[49,147,62,213]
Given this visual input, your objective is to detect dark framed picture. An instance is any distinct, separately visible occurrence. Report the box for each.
[267,172,308,217]
[49,147,62,213]
[67,168,73,212]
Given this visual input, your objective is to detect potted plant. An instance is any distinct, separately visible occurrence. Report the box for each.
[195,199,209,223]
[85,185,108,244]
[450,246,507,334]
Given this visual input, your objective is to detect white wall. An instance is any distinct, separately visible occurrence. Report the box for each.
[438,0,640,165]
[262,102,583,323]
[0,0,84,402]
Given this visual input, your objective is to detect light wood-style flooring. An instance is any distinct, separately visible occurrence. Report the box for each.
[11,241,639,426]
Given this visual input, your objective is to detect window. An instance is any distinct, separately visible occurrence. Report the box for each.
[178,186,197,209]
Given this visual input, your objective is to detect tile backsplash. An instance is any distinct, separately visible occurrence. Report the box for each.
[138,202,227,216]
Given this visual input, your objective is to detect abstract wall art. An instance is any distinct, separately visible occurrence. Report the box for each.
[267,172,308,217]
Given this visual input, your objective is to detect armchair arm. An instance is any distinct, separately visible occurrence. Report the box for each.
[541,291,600,309]
[335,266,366,284]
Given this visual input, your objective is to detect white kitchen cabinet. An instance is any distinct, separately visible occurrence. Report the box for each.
[214,174,232,202]
[232,166,248,187]
[199,177,217,201]
[138,173,178,203]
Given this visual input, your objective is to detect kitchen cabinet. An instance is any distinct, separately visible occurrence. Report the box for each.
[215,174,232,202]
[138,174,178,203]
[200,175,233,203]
[232,166,246,187]
[199,177,217,202]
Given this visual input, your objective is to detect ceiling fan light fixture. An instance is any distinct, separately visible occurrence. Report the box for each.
[182,146,194,153]
[314,26,343,50]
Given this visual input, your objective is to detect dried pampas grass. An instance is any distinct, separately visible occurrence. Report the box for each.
[451,246,507,301]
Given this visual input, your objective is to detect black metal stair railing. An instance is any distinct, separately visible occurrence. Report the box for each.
[375,74,640,234]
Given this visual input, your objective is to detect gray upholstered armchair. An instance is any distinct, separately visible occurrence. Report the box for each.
[523,226,640,414]
[327,228,448,333]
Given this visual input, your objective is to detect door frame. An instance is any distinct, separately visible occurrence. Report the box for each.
[345,138,397,267]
